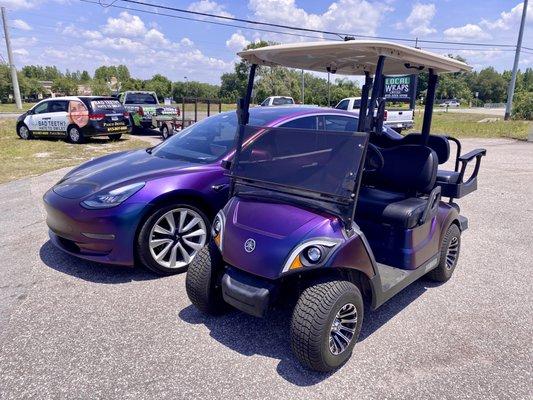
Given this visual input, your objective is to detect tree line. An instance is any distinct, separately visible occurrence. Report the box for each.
[0,41,531,119]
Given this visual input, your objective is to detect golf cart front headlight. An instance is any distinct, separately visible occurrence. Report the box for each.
[282,239,341,273]
[81,182,145,209]
[212,211,225,250]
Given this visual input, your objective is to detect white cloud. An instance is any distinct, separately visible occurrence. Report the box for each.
[180,37,194,46]
[248,0,391,39]
[187,0,234,18]
[11,36,37,46]
[102,11,147,37]
[0,0,40,9]
[145,28,169,46]
[481,2,532,31]
[226,32,250,51]
[396,3,436,36]
[13,48,29,56]
[443,24,490,41]
[12,19,32,31]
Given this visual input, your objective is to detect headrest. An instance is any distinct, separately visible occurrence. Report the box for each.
[371,145,438,194]
[401,133,450,164]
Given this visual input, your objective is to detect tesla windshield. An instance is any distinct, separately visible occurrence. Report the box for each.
[151,112,269,163]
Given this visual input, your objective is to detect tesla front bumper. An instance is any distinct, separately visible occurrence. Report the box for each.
[43,189,146,266]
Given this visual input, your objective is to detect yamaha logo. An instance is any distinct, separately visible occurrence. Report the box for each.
[244,238,256,253]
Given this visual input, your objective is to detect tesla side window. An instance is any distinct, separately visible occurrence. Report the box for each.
[279,116,317,130]
[324,115,358,132]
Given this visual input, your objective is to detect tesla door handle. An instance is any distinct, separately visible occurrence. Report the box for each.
[211,184,228,192]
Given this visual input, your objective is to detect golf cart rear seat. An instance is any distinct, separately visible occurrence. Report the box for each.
[371,133,486,199]
[358,144,440,229]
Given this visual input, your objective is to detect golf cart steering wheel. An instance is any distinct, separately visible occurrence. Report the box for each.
[364,143,384,173]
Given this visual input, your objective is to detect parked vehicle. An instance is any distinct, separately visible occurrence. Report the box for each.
[43,106,397,275]
[16,96,129,143]
[335,97,414,132]
[440,100,460,107]
[260,96,295,106]
[186,40,486,372]
[118,91,180,135]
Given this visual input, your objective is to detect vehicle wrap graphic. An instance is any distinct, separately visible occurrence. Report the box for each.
[68,100,89,128]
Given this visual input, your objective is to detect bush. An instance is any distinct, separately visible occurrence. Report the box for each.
[512,91,533,120]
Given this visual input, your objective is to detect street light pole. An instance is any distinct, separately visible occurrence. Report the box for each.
[327,72,331,106]
[504,0,528,120]
[1,7,22,110]
[301,69,304,104]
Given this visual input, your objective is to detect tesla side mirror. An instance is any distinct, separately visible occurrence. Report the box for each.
[221,159,232,170]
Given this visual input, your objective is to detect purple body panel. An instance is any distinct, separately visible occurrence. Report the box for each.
[44,107,365,266]
[222,197,345,280]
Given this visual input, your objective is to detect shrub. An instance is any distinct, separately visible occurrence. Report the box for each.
[512,91,533,120]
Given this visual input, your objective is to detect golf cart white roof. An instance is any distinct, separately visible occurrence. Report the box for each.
[239,40,471,75]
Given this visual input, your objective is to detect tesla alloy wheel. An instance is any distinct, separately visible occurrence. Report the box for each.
[138,204,209,275]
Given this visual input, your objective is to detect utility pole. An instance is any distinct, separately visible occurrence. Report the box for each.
[301,69,304,104]
[504,0,528,120]
[1,7,22,110]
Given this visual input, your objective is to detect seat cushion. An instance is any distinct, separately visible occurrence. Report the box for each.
[436,170,461,184]
[357,187,428,229]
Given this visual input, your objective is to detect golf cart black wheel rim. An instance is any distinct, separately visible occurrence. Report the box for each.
[445,236,459,270]
[329,302,357,355]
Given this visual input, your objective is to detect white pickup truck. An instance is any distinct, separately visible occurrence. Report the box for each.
[335,97,414,132]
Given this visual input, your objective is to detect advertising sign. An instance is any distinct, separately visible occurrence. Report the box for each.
[384,75,416,103]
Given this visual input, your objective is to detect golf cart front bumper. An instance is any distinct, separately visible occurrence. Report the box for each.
[221,267,276,318]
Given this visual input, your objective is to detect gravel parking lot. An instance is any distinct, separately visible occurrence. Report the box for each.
[0,138,531,399]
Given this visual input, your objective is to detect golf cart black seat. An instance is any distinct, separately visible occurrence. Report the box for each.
[371,133,486,199]
[358,145,440,229]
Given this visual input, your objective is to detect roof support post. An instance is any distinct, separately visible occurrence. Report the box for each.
[230,63,257,196]
[365,55,385,132]
[422,68,438,145]
[357,71,372,132]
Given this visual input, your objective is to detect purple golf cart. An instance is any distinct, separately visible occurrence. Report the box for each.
[186,41,486,371]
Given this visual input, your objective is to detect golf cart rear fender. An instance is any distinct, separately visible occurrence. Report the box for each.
[437,203,463,246]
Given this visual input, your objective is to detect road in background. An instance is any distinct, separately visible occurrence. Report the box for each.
[0,139,531,399]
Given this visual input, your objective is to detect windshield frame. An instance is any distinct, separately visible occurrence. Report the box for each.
[229,124,369,225]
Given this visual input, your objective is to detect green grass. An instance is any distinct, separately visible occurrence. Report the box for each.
[0,119,148,184]
[0,103,34,112]
[178,103,236,113]
[410,111,532,140]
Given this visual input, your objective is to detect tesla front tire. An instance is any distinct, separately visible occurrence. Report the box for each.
[185,242,228,315]
[17,123,33,140]
[291,280,364,372]
[137,204,209,275]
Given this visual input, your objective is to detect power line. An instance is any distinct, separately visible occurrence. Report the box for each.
[114,0,521,49]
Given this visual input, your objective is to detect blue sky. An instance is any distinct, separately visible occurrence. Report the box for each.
[1,0,531,84]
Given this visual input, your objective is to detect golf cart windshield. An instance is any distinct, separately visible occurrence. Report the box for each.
[232,125,368,222]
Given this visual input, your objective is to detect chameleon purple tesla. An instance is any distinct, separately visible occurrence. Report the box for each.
[43,106,397,275]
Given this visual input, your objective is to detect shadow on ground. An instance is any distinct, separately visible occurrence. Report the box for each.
[179,278,442,386]
[39,240,158,284]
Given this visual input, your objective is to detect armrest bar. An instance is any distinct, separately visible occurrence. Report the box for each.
[419,186,441,225]
[446,136,462,172]
[458,148,486,184]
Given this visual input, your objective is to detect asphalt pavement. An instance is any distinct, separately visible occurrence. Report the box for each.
[0,138,531,399]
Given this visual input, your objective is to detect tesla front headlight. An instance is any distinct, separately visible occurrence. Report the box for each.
[81,182,145,209]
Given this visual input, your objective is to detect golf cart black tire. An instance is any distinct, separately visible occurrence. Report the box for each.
[17,123,33,140]
[137,203,210,276]
[428,223,461,282]
[291,280,364,372]
[108,133,122,141]
[67,125,84,144]
[186,242,228,315]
